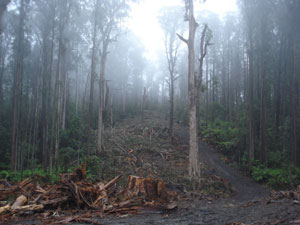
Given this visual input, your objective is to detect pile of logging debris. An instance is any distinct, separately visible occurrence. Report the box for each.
[0,164,177,223]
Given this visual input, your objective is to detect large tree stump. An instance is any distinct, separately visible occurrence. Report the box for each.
[125,176,169,203]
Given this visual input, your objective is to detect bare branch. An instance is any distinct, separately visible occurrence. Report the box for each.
[174,75,182,82]
[177,33,188,45]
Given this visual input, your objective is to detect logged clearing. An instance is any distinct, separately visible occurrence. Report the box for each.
[1,112,300,225]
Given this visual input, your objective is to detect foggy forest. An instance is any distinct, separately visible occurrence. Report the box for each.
[0,0,300,224]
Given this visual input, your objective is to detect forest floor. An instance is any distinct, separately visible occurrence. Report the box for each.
[3,111,300,225]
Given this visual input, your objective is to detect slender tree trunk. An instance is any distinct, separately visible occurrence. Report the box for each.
[142,87,147,123]
[50,23,63,170]
[0,35,7,106]
[212,62,215,106]
[275,36,283,132]
[105,81,109,110]
[259,19,267,164]
[248,33,255,167]
[110,92,113,130]
[87,8,97,155]
[61,71,67,130]
[169,74,174,142]
[205,55,209,128]
[97,41,108,154]
[122,88,126,113]
[228,48,232,121]
[291,41,297,164]
[40,33,49,169]
[236,50,241,121]
[75,67,79,113]
[259,53,266,163]
[196,24,208,125]
[0,54,4,106]
[50,1,71,169]
[11,0,25,171]
[221,53,226,107]
[82,71,90,114]
[32,65,42,169]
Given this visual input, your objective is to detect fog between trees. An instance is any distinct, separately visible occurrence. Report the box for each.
[0,0,299,180]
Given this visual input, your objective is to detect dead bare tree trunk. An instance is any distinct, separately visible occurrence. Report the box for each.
[178,0,200,179]
[159,7,182,143]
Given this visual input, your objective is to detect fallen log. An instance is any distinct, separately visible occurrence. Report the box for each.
[11,204,44,214]
[0,168,177,221]
[93,191,108,208]
[104,175,122,190]
[0,178,31,200]
[40,196,69,205]
[11,195,27,210]
[0,204,9,214]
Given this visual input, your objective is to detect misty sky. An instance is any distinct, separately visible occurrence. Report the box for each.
[128,0,238,61]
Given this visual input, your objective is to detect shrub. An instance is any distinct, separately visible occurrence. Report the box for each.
[251,163,300,189]
[201,118,240,152]
[59,147,79,170]
[85,155,102,179]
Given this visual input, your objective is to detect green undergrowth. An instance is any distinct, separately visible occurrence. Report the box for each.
[200,118,245,158]
[251,161,300,190]
[0,168,60,183]
[0,155,106,184]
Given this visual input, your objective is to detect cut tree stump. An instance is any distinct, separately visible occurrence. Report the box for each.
[125,176,169,203]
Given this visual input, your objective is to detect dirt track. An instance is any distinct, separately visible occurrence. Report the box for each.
[176,126,269,202]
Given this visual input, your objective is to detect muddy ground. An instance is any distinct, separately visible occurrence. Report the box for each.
[3,112,300,225]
